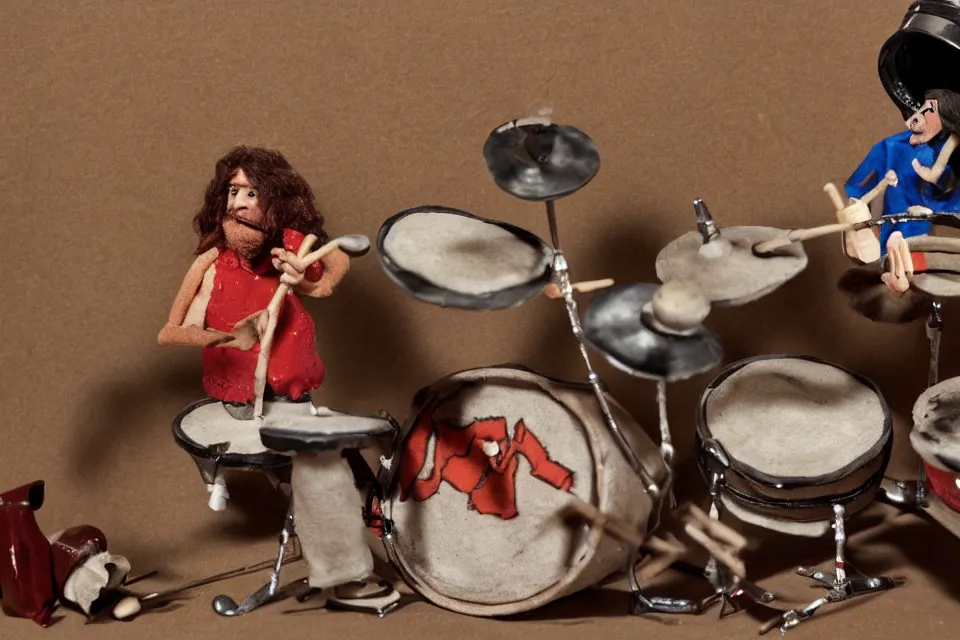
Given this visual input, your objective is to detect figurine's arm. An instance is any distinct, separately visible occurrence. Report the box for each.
[295,248,350,298]
[913,132,960,185]
[157,249,235,348]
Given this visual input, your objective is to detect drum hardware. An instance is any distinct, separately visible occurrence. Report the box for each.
[482,115,668,502]
[695,354,903,633]
[207,408,400,618]
[581,279,724,516]
[565,497,768,618]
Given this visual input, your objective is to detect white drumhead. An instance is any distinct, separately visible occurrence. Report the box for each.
[179,400,314,455]
[262,408,392,436]
[387,377,596,606]
[381,209,550,295]
[703,357,887,480]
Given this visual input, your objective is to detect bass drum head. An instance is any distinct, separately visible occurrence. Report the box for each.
[382,366,654,616]
[697,355,892,528]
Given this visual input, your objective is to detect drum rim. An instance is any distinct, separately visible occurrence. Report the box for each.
[259,415,395,454]
[703,434,891,514]
[379,363,624,612]
[171,397,292,469]
[376,205,554,310]
[696,354,893,488]
[481,120,601,202]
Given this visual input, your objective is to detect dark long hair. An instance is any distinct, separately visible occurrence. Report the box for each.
[192,146,329,255]
[921,89,960,199]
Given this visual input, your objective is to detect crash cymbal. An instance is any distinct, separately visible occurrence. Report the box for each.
[655,200,808,307]
[837,266,932,324]
[482,115,600,202]
[583,280,723,382]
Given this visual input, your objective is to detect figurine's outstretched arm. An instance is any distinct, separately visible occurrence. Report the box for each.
[157,248,235,348]
[913,132,960,184]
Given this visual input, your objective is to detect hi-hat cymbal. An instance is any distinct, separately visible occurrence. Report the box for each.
[583,281,723,382]
[655,200,808,307]
[837,266,932,324]
[482,116,600,202]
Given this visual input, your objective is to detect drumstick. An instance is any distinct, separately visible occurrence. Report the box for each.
[752,222,858,254]
[543,278,615,299]
[252,234,318,418]
[682,523,746,578]
[824,183,847,211]
[565,496,646,547]
[682,504,748,549]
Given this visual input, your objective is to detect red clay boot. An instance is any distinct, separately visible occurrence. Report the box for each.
[0,480,57,626]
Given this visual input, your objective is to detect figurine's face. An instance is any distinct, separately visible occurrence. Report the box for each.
[906,99,944,145]
[223,168,266,258]
[226,169,264,226]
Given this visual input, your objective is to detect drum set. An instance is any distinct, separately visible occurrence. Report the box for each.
[160,114,960,634]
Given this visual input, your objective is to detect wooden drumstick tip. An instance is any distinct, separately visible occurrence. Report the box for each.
[651,281,710,331]
[824,182,847,212]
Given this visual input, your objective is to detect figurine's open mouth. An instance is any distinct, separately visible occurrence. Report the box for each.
[227,213,265,233]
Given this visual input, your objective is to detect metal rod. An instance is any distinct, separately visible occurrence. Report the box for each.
[546,200,560,249]
[918,300,943,508]
[543,202,660,499]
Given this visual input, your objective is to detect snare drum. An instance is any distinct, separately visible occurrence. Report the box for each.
[259,409,395,591]
[377,364,667,617]
[171,398,298,506]
[910,377,960,538]
[377,206,554,310]
[697,355,892,537]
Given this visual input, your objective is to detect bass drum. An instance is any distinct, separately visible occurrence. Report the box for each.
[377,364,667,617]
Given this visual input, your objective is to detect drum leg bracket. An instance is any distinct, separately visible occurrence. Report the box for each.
[759,504,904,635]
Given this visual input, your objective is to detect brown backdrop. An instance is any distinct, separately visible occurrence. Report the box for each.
[3,1,960,638]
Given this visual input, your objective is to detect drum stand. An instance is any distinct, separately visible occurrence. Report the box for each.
[211,444,401,619]
[878,300,942,510]
[543,200,669,502]
[758,504,902,635]
[543,200,709,618]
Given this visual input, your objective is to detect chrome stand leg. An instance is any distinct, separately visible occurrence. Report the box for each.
[760,505,903,635]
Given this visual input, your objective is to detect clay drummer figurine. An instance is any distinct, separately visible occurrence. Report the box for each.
[158,146,351,419]
[845,89,960,253]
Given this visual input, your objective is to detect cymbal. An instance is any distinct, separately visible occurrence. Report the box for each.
[837,266,932,324]
[655,200,808,307]
[583,281,723,382]
[482,116,600,201]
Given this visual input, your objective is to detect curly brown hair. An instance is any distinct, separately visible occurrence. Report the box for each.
[192,146,329,255]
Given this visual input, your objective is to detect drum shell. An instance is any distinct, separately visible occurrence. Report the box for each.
[696,354,893,527]
[380,364,667,617]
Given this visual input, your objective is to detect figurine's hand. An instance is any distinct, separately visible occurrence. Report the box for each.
[271,248,308,287]
[884,170,899,187]
[229,310,269,350]
[912,158,944,184]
